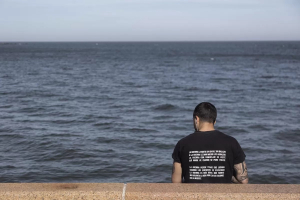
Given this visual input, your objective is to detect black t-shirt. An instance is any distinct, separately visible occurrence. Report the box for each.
[172,130,246,183]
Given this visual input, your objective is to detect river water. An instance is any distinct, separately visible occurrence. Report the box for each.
[0,42,299,183]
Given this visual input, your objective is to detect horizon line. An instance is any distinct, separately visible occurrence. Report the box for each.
[1,40,300,43]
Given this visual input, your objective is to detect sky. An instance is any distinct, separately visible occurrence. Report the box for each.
[0,0,300,42]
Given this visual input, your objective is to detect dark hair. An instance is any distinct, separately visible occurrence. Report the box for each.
[193,102,217,123]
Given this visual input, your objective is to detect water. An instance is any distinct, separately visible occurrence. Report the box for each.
[0,42,299,184]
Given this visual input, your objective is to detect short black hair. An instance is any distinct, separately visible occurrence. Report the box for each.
[193,102,217,123]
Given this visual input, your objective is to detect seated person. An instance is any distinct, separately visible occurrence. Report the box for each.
[172,102,248,184]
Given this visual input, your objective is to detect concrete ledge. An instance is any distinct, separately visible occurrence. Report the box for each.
[0,183,123,200]
[126,183,300,200]
[0,183,299,200]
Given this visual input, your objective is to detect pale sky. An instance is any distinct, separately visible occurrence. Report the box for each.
[0,0,300,41]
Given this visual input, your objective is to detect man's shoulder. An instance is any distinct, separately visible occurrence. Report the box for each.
[215,130,234,138]
[176,132,195,144]
[216,130,238,139]
[215,130,240,145]
[176,130,239,145]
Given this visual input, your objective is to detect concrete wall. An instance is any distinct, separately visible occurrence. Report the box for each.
[0,183,299,200]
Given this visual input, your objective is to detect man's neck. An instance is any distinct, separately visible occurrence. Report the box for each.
[197,123,215,132]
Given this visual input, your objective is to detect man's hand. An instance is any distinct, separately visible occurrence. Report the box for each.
[172,162,182,183]
[233,161,249,184]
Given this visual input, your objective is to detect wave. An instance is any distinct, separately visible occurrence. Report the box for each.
[274,129,300,142]
[125,128,159,133]
[93,122,112,127]
[137,142,175,150]
[152,104,177,111]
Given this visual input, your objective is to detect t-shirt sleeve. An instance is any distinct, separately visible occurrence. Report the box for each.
[232,139,246,164]
[172,141,181,163]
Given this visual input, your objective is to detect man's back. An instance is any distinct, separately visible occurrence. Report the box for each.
[172,130,245,183]
[171,102,248,184]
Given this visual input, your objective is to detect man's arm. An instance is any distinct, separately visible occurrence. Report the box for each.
[232,161,249,184]
[172,162,182,183]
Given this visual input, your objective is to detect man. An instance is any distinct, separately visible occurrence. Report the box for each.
[172,102,248,184]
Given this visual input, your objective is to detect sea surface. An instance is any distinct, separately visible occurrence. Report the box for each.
[0,42,299,184]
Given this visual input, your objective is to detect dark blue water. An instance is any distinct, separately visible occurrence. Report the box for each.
[0,42,299,184]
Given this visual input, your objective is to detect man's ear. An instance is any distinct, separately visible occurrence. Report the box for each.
[214,120,216,125]
[195,116,200,123]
